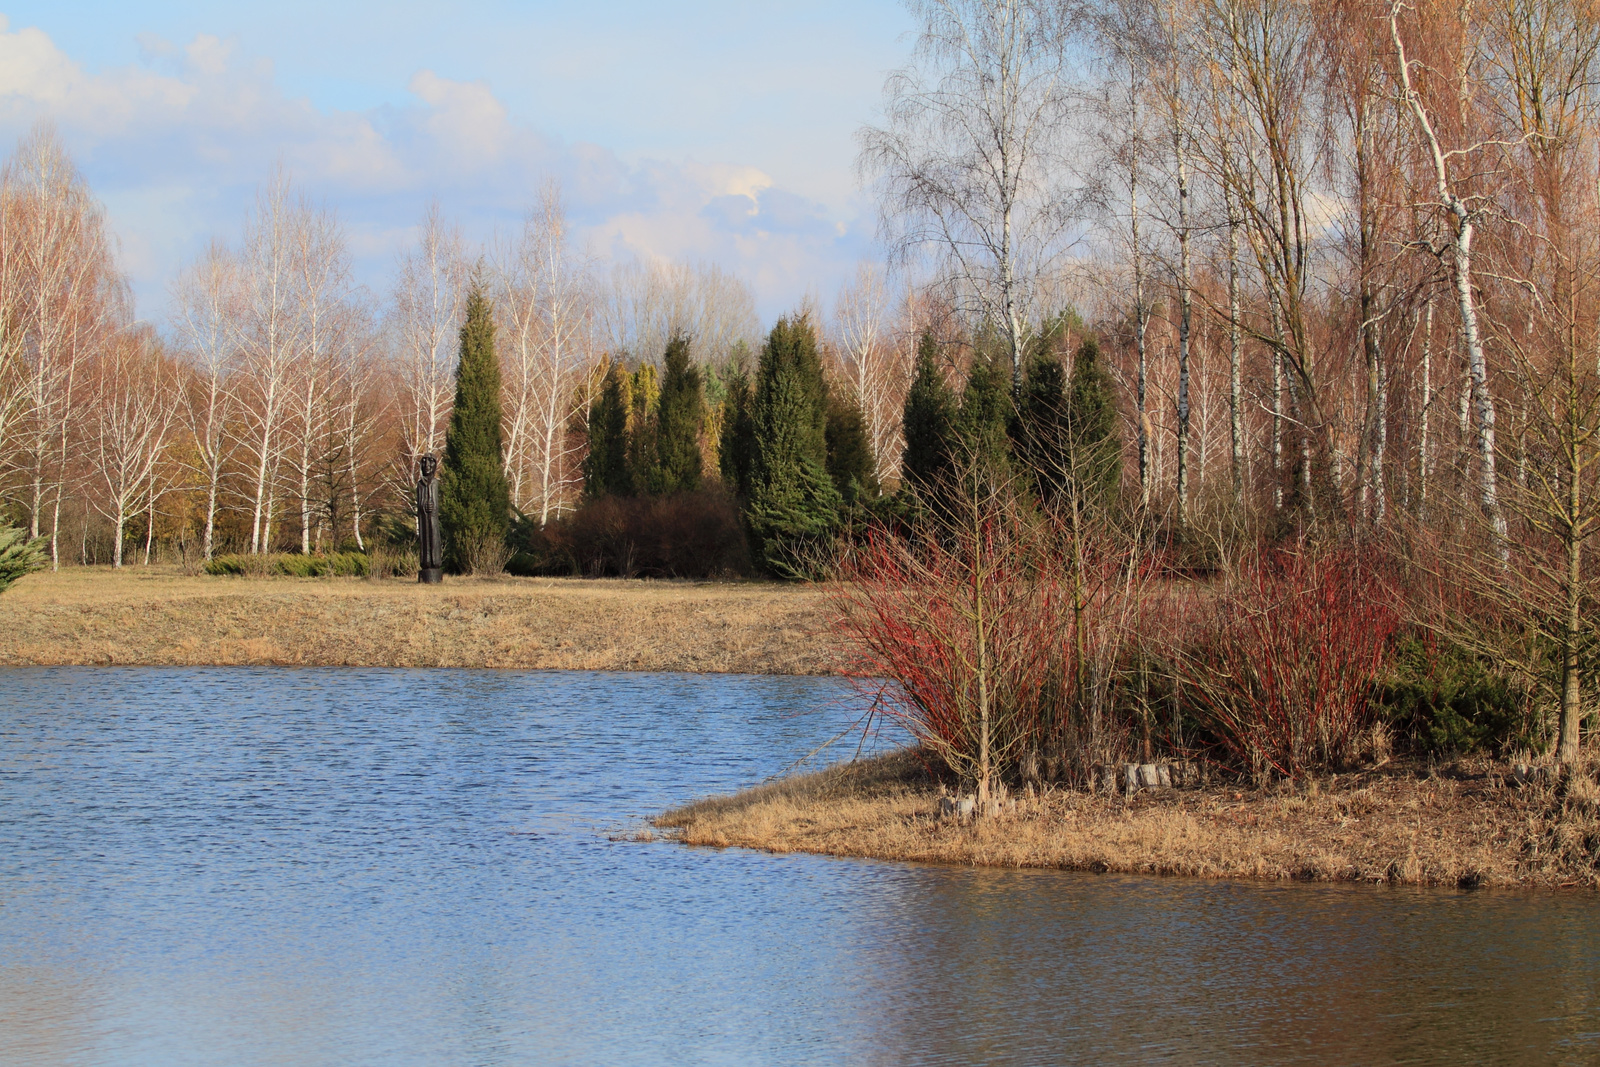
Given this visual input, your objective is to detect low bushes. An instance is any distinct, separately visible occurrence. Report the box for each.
[508,489,750,579]
[204,551,371,578]
[1171,546,1399,778]
[1378,634,1532,756]
[832,495,1419,788]
[831,497,1154,798]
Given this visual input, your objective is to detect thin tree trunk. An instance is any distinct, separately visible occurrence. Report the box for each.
[143,476,157,566]
[1269,292,1286,511]
[49,353,76,571]
[1391,6,1506,554]
[1419,296,1434,518]
[1374,336,1387,524]
[204,471,218,561]
[1175,124,1193,529]
[1128,71,1151,510]
[1228,193,1244,508]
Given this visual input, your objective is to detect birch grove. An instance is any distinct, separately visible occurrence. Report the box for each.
[496,186,592,525]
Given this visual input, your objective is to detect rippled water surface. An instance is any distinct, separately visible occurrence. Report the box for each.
[1,667,1597,1066]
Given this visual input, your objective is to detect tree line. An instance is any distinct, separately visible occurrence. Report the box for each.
[0,131,921,572]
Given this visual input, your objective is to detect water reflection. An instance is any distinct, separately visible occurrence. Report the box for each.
[0,667,1594,1066]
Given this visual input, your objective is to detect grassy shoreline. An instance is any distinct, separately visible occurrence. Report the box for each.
[656,750,1600,891]
[0,566,836,673]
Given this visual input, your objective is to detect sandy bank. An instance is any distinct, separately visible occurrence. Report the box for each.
[657,750,1600,890]
[0,567,836,673]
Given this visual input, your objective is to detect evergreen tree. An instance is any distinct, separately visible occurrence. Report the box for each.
[1064,336,1122,507]
[1012,352,1070,505]
[651,334,705,494]
[626,363,660,489]
[583,363,633,498]
[825,391,878,503]
[0,524,47,594]
[900,330,956,495]
[719,367,756,499]
[746,314,842,576]
[956,354,1014,478]
[441,282,512,572]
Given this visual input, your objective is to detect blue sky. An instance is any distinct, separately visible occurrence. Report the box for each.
[0,2,915,322]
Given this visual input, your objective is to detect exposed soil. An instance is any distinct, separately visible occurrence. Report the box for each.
[0,567,836,673]
[657,750,1600,890]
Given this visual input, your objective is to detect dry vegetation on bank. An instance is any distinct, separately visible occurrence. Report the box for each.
[0,567,834,673]
[657,750,1600,890]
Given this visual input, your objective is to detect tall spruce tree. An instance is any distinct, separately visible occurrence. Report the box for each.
[1064,336,1122,507]
[719,367,756,499]
[583,363,633,498]
[900,330,956,496]
[440,282,511,572]
[651,334,705,494]
[746,314,842,576]
[626,363,660,489]
[825,392,878,503]
[1012,352,1070,505]
[956,354,1014,480]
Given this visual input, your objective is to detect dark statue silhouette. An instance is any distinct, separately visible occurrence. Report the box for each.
[416,454,443,583]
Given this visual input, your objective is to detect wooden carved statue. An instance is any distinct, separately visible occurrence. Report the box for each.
[416,454,443,583]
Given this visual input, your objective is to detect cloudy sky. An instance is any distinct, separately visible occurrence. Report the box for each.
[0,1,915,323]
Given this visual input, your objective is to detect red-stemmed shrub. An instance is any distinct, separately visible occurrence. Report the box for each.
[1173,543,1399,778]
[831,494,1155,795]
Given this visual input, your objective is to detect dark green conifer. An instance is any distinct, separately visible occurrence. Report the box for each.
[719,367,756,499]
[900,331,956,496]
[956,354,1014,478]
[0,524,47,594]
[626,363,660,490]
[583,363,633,498]
[651,334,705,494]
[440,282,511,572]
[1012,352,1070,505]
[746,314,842,576]
[1064,336,1122,507]
[824,392,878,503]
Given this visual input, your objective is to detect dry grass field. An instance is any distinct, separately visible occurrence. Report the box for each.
[658,750,1600,890]
[0,566,837,673]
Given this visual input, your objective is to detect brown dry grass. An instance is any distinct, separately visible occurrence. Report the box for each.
[657,750,1600,890]
[0,566,836,673]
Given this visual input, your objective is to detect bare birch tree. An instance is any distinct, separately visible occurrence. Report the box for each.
[602,258,758,367]
[234,173,304,554]
[391,203,467,476]
[1389,0,1510,550]
[4,126,122,566]
[170,239,240,560]
[87,331,177,567]
[860,0,1078,392]
[832,262,911,484]
[497,184,593,523]
[286,203,361,554]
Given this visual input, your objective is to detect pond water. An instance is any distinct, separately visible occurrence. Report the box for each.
[0,667,1596,1066]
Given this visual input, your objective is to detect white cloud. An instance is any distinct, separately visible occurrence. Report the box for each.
[0,19,874,323]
